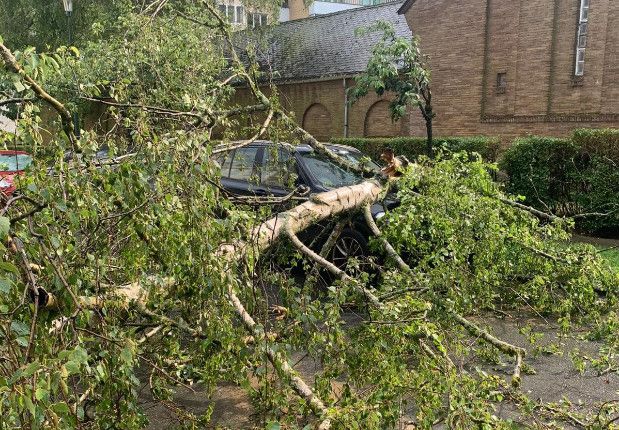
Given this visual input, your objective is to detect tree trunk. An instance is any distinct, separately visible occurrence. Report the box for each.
[425,108,433,159]
[421,86,434,159]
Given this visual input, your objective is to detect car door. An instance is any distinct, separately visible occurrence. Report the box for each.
[219,146,261,196]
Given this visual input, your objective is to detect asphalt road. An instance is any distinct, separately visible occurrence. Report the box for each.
[140,312,618,429]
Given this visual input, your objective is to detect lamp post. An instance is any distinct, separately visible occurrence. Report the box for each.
[62,0,73,44]
[62,0,80,138]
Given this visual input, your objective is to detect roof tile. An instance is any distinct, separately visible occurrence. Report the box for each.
[239,2,410,82]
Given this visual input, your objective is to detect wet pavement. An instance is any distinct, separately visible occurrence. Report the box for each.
[142,312,618,429]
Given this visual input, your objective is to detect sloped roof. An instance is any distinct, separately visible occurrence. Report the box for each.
[239,1,410,83]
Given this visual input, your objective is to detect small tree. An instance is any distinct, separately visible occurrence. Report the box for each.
[352,21,435,157]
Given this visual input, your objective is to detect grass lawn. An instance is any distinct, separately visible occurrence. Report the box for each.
[598,247,619,272]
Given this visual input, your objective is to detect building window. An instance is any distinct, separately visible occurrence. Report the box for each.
[496,72,507,94]
[218,4,244,24]
[247,12,268,28]
[574,0,589,76]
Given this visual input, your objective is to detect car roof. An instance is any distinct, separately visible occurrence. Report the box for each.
[0,150,31,156]
[214,140,362,154]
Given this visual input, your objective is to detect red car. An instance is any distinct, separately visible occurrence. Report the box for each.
[0,150,33,196]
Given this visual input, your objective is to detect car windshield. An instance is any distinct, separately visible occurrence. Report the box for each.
[327,147,380,171]
[301,151,374,189]
[0,154,32,172]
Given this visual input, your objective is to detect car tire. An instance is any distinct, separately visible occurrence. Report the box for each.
[330,228,369,271]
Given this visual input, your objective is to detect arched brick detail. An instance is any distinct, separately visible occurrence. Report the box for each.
[364,100,399,137]
[302,103,332,141]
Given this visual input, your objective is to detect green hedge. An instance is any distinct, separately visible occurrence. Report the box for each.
[330,136,501,162]
[572,128,619,163]
[500,129,619,235]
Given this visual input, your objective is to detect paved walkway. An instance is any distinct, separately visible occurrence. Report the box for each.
[572,233,619,248]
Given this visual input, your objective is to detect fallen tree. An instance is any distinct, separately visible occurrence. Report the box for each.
[1,3,619,429]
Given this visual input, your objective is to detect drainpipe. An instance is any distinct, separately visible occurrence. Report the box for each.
[343,77,350,138]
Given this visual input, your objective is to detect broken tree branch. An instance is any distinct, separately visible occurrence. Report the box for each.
[285,221,384,309]
[227,279,332,429]
[219,181,383,258]
[211,108,274,155]
[0,42,78,147]
[363,204,412,272]
[0,97,35,107]
[280,113,377,178]
[80,96,206,121]
[303,219,347,290]
[499,198,559,222]
[451,312,526,387]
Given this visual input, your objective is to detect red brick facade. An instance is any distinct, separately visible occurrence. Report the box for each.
[401,0,618,140]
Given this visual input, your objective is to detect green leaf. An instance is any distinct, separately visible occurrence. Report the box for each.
[0,278,11,294]
[13,81,26,92]
[51,402,71,416]
[0,262,19,274]
[23,360,40,377]
[69,346,88,364]
[11,320,30,336]
[266,423,281,430]
[8,368,23,385]
[24,394,35,415]
[64,361,80,375]
[120,347,133,364]
[0,216,9,241]
[35,387,48,401]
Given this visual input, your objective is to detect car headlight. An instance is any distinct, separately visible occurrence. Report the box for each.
[374,211,386,220]
[0,179,11,188]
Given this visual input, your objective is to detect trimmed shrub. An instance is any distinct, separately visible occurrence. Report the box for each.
[330,136,501,162]
[572,128,619,163]
[500,131,619,236]
[499,137,583,211]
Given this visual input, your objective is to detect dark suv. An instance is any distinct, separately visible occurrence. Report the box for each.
[214,141,394,266]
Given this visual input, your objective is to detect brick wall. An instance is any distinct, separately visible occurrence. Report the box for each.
[402,0,619,141]
[302,103,333,140]
[231,78,413,141]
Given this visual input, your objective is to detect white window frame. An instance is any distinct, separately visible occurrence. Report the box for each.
[248,12,267,28]
[574,0,589,76]
[235,6,244,23]
[218,3,244,24]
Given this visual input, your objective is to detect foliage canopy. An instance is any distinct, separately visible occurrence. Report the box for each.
[1,2,618,429]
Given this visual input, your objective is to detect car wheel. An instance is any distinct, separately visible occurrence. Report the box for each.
[330,229,369,272]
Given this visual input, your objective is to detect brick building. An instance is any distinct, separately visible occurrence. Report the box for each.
[235,0,618,141]
[398,0,619,139]
[233,1,414,141]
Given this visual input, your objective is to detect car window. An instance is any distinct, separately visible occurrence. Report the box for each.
[300,152,363,189]
[229,147,259,182]
[215,152,233,178]
[0,154,32,172]
[260,147,297,189]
